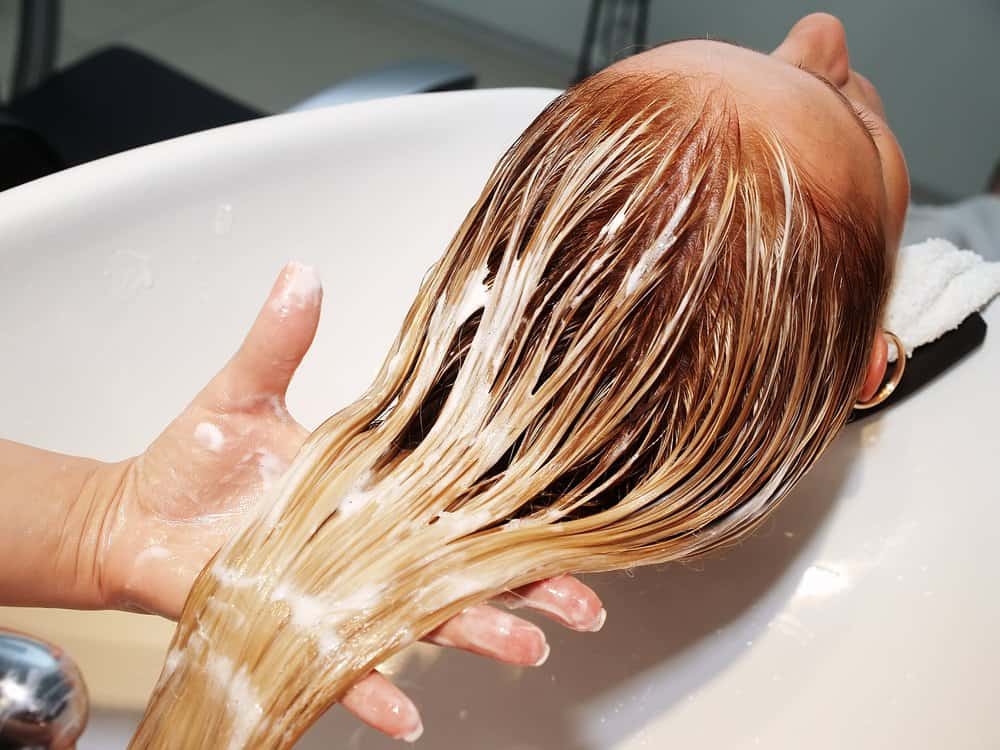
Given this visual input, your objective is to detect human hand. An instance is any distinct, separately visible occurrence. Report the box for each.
[96,262,606,740]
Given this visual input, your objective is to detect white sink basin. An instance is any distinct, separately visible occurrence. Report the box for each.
[1,89,996,750]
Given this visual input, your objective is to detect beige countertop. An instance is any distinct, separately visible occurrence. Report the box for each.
[1,607,173,710]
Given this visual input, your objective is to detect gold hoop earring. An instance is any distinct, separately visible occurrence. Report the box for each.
[854,331,906,410]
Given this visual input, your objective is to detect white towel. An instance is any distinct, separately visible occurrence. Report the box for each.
[884,237,1000,360]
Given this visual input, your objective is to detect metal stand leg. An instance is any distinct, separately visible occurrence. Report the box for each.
[12,0,62,97]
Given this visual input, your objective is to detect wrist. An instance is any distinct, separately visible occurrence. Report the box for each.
[0,440,139,611]
[58,457,137,610]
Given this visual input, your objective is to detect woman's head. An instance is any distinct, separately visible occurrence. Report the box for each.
[258,12,903,568]
[613,13,909,251]
[402,48,896,559]
[609,11,909,402]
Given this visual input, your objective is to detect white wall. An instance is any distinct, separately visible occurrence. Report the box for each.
[418,0,1000,198]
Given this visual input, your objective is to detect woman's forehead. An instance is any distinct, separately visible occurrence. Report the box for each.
[610,39,885,213]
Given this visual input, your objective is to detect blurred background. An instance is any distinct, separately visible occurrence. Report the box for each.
[0,0,998,200]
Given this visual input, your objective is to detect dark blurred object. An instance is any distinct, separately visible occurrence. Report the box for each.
[6,46,263,170]
[0,112,62,191]
[989,158,1000,195]
[576,0,651,82]
[11,0,61,97]
[0,1,476,192]
[1,3,262,193]
[849,313,987,423]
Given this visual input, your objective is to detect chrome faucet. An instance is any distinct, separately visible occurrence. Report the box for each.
[0,629,88,749]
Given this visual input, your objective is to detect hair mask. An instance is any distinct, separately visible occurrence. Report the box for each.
[131,72,889,749]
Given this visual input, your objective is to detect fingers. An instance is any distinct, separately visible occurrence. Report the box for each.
[342,670,423,743]
[342,578,602,739]
[342,587,594,739]
[424,605,549,667]
[207,261,323,407]
[497,574,606,632]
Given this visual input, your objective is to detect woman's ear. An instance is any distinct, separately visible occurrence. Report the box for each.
[858,331,888,402]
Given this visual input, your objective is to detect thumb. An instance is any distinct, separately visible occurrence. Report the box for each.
[205,261,323,408]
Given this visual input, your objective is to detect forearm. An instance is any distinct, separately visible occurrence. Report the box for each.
[0,439,130,609]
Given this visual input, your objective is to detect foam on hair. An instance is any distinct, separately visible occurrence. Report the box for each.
[131,71,889,749]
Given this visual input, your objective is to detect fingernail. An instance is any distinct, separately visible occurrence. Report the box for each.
[352,680,421,744]
[533,642,551,667]
[585,608,607,632]
[516,623,549,666]
[564,593,602,631]
[535,579,596,631]
[455,609,549,666]
[401,719,424,743]
[272,261,322,316]
[390,699,422,743]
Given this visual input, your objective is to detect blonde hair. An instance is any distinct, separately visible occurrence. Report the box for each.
[131,72,889,749]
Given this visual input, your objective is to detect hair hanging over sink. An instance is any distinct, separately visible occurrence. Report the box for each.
[131,70,890,749]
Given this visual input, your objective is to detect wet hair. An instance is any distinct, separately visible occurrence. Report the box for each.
[132,70,890,749]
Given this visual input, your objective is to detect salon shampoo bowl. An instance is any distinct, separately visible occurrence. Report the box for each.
[0,89,996,750]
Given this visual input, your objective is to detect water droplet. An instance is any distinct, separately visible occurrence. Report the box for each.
[105,248,155,298]
[214,203,234,235]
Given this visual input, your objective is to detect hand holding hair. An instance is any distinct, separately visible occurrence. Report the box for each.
[0,262,604,742]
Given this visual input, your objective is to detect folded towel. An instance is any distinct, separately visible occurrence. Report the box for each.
[885,237,1000,360]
